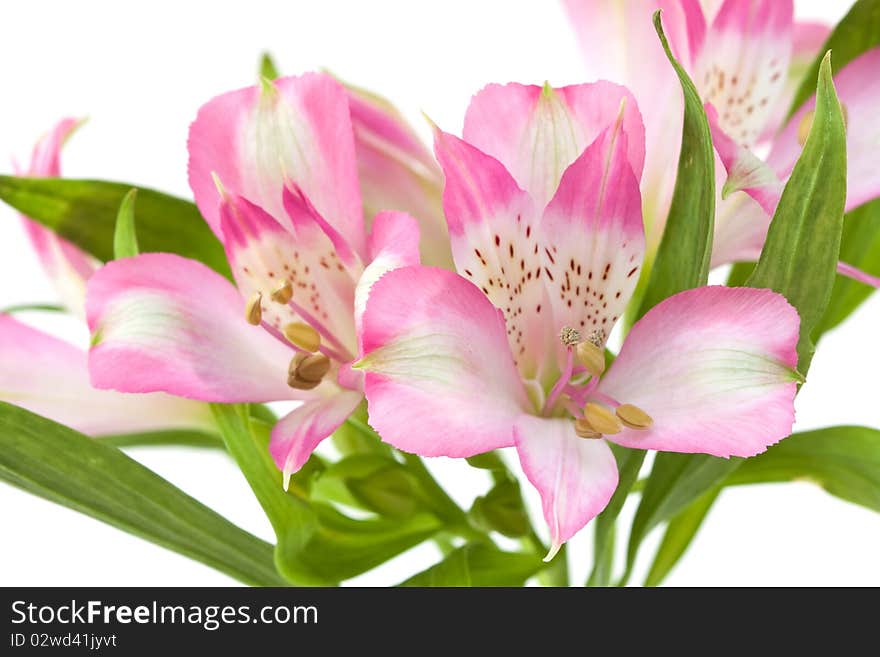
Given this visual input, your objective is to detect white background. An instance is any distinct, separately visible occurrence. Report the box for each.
[0,0,877,586]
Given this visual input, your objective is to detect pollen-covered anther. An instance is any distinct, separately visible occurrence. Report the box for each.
[615,404,653,430]
[583,402,621,435]
[245,291,263,325]
[283,322,321,352]
[287,352,331,390]
[574,418,602,439]
[575,341,605,378]
[559,326,582,347]
[270,279,293,304]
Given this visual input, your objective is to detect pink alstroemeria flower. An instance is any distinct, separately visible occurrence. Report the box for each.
[355,82,802,555]
[85,73,424,486]
[564,0,880,288]
[0,120,212,435]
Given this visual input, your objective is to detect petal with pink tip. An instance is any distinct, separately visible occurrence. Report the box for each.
[270,390,364,486]
[346,85,452,269]
[358,266,529,457]
[462,82,645,206]
[710,189,770,267]
[188,73,365,255]
[514,415,618,557]
[433,128,552,381]
[19,118,98,317]
[694,0,794,147]
[87,253,299,403]
[354,211,421,342]
[542,121,644,350]
[599,286,800,458]
[220,191,358,359]
[0,315,213,436]
[768,46,880,212]
[563,0,706,233]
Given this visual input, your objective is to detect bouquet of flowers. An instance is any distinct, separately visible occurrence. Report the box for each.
[1,0,877,587]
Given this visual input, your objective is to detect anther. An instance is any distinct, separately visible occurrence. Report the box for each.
[245,291,263,325]
[574,418,602,439]
[283,322,321,352]
[559,326,582,347]
[575,341,605,378]
[270,279,293,304]
[583,402,621,435]
[616,404,653,430]
[287,352,331,390]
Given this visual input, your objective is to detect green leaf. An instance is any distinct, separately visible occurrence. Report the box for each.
[99,429,224,450]
[399,544,543,587]
[813,199,880,338]
[644,485,720,587]
[0,303,65,314]
[0,177,231,279]
[624,52,849,586]
[728,426,880,513]
[331,404,394,458]
[586,445,644,586]
[260,52,280,80]
[746,51,847,371]
[617,11,717,585]
[469,479,530,538]
[113,188,140,259]
[788,0,880,117]
[0,402,286,586]
[725,261,754,287]
[312,454,422,518]
[634,10,715,321]
[211,404,441,584]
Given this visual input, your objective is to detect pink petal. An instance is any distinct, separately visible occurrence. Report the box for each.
[270,390,364,487]
[563,0,706,235]
[514,415,618,558]
[86,253,301,403]
[462,82,644,206]
[19,118,98,317]
[542,119,644,349]
[188,72,365,255]
[432,128,553,381]
[0,314,212,436]
[358,266,529,457]
[355,211,421,342]
[221,190,358,359]
[599,286,800,458]
[768,46,880,212]
[710,189,770,267]
[346,85,452,269]
[694,0,794,146]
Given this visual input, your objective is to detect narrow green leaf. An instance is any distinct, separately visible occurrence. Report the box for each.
[728,426,880,513]
[634,10,715,320]
[469,479,530,538]
[619,10,717,585]
[113,188,140,259]
[788,0,880,117]
[624,52,849,586]
[312,454,422,518]
[0,177,231,279]
[746,51,847,370]
[725,261,754,287]
[0,402,286,586]
[99,429,224,450]
[586,446,644,586]
[399,544,543,587]
[644,485,720,587]
[260,52,280,80]
[813,199,880,337]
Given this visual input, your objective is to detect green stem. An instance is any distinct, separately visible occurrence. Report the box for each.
[539,544,569,587]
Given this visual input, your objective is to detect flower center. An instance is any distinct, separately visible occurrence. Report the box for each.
[544,325,653,439]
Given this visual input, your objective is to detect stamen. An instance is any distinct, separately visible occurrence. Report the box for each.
[575,341,605,378]
[583,402,621,435]
[616,404,653,430]
[574,418,602,439]
[245,291,263,326]
[559,326,581,347]
[542,347,574,415]
[270,279,293,304]
[283,322,321,352]
[287,352,331,390]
